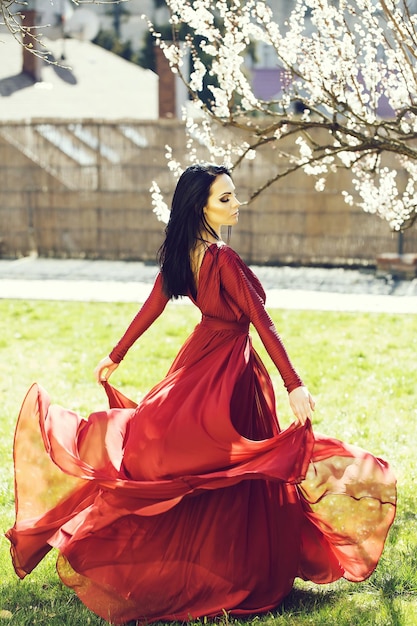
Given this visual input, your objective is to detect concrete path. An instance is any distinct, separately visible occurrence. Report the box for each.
[0,257,416,314]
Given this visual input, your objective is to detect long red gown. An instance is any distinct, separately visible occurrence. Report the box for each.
[7,243,396,625]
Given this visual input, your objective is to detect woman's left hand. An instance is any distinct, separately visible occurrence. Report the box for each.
[288,386,315,426]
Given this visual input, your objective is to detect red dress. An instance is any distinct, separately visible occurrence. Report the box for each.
[7,244,396,625]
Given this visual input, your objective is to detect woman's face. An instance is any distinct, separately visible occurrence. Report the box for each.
[203,173,240,234]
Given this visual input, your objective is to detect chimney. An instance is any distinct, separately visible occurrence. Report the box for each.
[154,45,176,118]
[21,7,41,82]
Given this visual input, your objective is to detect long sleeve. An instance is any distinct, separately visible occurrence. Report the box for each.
[109,272,169,363]
[219,248,303,393]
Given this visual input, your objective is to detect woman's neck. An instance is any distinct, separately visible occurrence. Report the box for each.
[199,229,221,244]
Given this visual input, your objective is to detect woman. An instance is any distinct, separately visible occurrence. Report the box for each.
[7,164,396,625]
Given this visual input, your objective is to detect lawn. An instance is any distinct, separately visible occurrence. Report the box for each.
[0,298,416,626]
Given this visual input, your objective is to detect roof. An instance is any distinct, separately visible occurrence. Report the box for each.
[0,32,158,121]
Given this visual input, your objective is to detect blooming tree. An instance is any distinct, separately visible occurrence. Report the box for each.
[147,0,417,231]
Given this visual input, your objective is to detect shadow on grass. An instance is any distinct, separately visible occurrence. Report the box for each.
[278,585,342,611]
[270,584,407,626]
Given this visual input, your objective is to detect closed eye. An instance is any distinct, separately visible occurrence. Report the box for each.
[220,191,237,203]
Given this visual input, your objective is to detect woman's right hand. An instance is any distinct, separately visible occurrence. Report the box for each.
[288,385,315,426]
[94,356,119,383]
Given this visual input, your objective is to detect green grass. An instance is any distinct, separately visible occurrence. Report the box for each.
[1,299,416,625]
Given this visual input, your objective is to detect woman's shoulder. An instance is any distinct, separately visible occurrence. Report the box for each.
[215,243,266,300]
[213,242,246,266]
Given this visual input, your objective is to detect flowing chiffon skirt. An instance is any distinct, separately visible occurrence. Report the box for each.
[7,321,396,624]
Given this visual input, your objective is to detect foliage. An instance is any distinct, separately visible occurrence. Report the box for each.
[147,0,417,232]
[93,29,140,65]
[0,298,417,624]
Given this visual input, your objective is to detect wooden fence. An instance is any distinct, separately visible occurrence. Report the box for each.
[0,119,415,265]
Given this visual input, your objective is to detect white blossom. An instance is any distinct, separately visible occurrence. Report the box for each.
[315,178,326,192]
[150,182,170,225]
[189,57,207,93]
[245,149,256,161]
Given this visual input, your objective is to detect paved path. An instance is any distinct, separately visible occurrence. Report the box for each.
[0,257,416,314]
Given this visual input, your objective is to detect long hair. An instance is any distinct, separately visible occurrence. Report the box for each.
[158,163,231,299]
